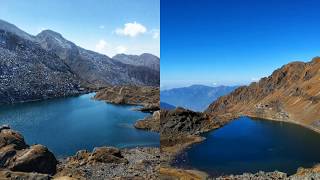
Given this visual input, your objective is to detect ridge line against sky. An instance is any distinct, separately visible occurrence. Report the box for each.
[0,0,160,57]
[161,0,320,89]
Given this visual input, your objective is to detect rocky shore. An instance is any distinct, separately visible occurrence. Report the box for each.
[94,86,159,112]
[95,85,161,133]
[134,110,160,132]
[0,125,160,179]
[158,106,320,179]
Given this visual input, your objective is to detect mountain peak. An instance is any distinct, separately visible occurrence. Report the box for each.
[36,29,74,50]
[37,29,64,39]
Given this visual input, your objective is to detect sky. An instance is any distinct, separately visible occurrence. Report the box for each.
[0,0,160,57]
[161,0,320,89]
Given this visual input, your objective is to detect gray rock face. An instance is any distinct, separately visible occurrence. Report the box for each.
[0,29,82,104]
[36,30,159,87]
[0,19,159,104]
[113,53,160,71]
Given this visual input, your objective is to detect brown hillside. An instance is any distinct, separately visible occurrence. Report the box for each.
[205,57,320,132]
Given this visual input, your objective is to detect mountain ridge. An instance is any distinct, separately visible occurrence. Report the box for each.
[112,53,160,71]
[205,57,320,132]
[161,84,237,111]
[0,19,159,104]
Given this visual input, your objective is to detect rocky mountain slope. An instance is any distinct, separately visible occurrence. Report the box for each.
[0,21,83,104]
[0,19,159,104]
[205,57,320,132]
[36,30,159,87]
[113,53,160,71]
[161,85,237,111]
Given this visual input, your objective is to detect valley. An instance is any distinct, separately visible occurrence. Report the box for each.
[0,19,160,179]
[159,58,320,179]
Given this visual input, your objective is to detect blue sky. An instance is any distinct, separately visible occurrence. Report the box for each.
[0,0,159,57]
[161,0,320,89]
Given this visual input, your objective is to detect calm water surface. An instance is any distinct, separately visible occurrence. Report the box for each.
[173,116,320,176]
[0,93,159,157]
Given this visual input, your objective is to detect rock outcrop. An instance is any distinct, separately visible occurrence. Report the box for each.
[205,57,320,132]
[135,110,160,132]
[94,86,160,112]
[160,108,224,162]
[0,126,57,175]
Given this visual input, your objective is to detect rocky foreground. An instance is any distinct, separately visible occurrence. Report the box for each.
[214,165,320,180]
[0,126,160,179]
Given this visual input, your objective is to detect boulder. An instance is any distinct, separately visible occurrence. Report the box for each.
[8,144,57,175]
[88,147,128,164]
[0,127,57,175]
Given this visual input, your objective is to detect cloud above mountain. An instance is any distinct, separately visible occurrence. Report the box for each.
[115,22,147,37]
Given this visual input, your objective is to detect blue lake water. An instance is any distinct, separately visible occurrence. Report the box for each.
[0,93,159,157]
[172,116,320,176]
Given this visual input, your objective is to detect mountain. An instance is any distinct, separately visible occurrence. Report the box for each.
[0,21,83,104]
[160,85,237,111]
[205,57,320,132]
[36,30,159,87]
[160,102,176,110]
[113,53,160,71]
[0,19,159,104]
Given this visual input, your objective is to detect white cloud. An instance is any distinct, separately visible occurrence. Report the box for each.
[115,46,127,54]
[95,40,108,51]
[151,29,160,39]
[99,25,105,29]
[115,22,147,37]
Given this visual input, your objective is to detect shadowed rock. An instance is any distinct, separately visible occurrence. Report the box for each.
[0,126,57,175]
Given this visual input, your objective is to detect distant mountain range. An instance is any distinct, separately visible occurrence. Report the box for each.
[0,19,159,104]
[113,53,159,71]
[160,85,237,111]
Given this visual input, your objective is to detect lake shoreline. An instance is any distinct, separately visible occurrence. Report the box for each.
[165,114,320,179]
